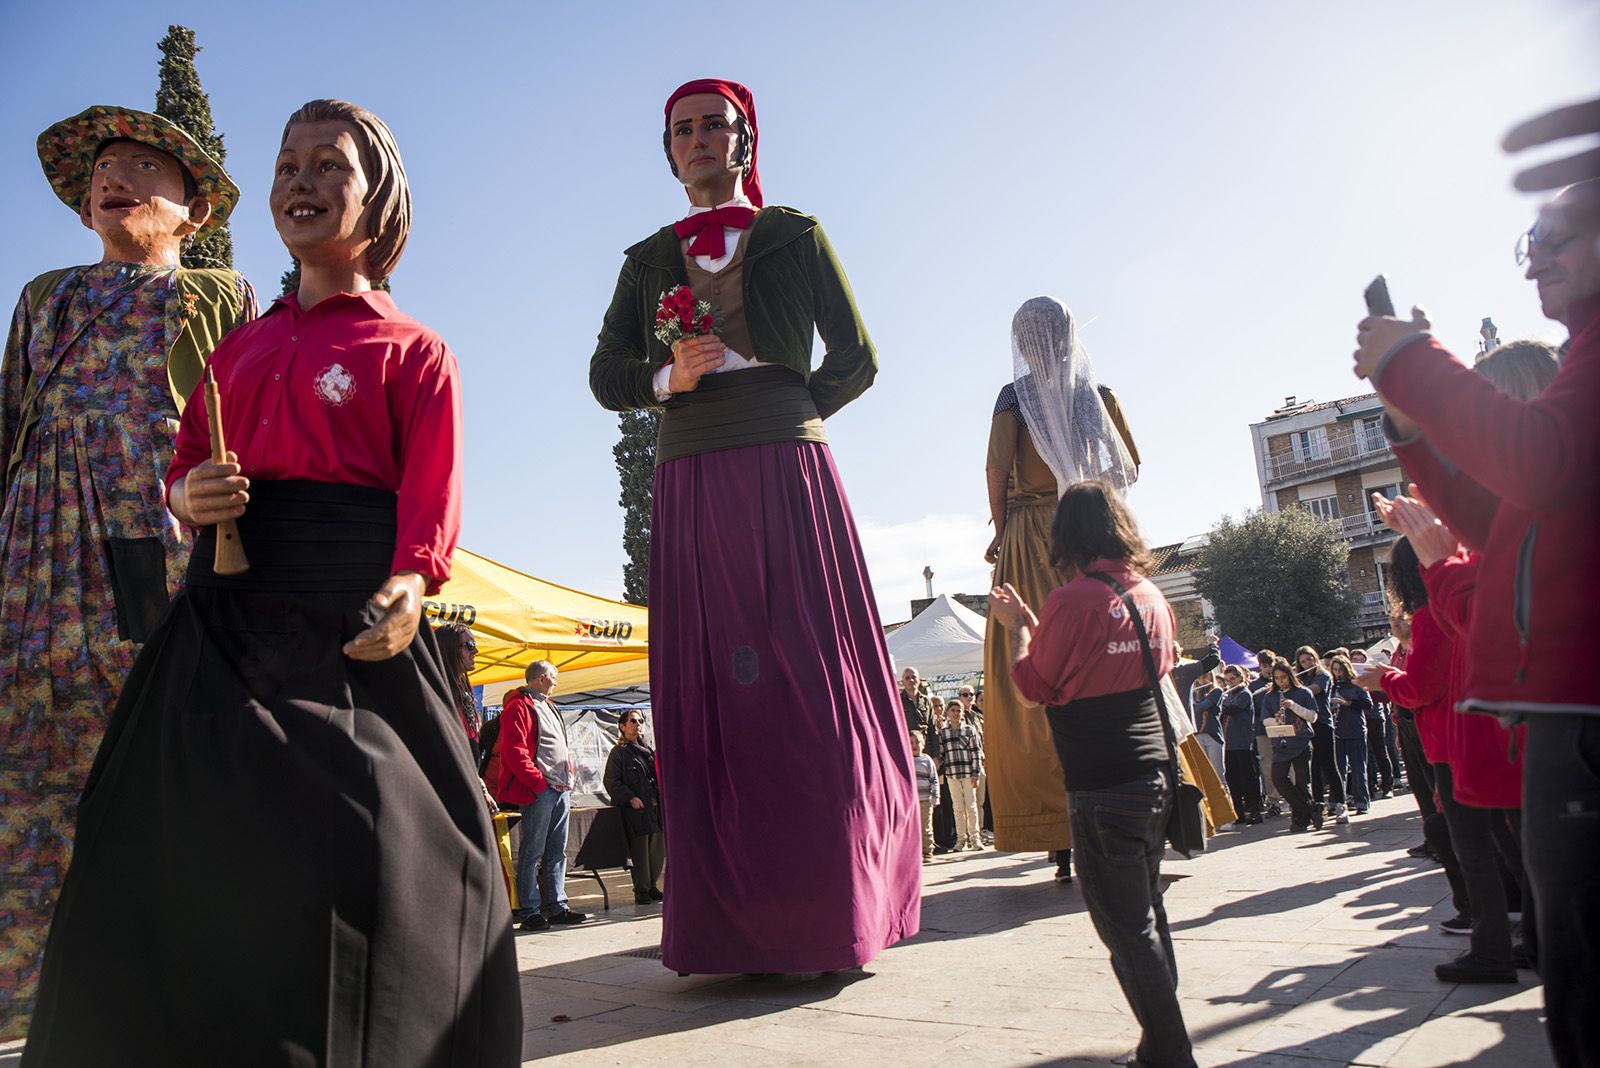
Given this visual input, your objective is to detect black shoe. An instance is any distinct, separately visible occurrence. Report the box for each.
[648,888,664,902]
[1406,843,1431,858]
[1053,849,1073,884]
[1311,812,1324,831]
[547,908,588,926]
[1291,822,1309,833]
[1434,952,1517,984]
[1246,814,1264,825]
[1513,942,1536,971]
[634,892,654,905]
[1439,912,1473,935]
[518,914,551,932]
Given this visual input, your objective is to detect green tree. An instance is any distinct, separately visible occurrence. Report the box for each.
[1192,507,1360,654]
[613,409,660,604]
[155,26,232,270]
[280,260,391,297]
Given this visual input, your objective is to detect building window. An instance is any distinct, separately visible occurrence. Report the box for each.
[1357,415,1386,454]
[1301,495,1340,522]
[1292,427,1331,462]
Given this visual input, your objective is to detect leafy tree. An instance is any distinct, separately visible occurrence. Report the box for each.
[613,409,660,604]
[155,26,232,269]
[1192,507,1360,654]
[279,260,391,297]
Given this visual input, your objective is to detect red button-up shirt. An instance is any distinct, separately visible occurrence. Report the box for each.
[167,290,462,592]
[1011,559,1177,707]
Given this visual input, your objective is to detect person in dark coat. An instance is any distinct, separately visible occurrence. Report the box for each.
[603,710,665,905]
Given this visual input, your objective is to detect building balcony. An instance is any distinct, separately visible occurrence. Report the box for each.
[1264,430,1392,487]
[1331,510,1399,547]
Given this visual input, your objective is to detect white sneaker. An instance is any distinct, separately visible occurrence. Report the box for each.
[1335,811,1350,825]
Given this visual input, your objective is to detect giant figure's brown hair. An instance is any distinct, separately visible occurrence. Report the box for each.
[282,99,411,282]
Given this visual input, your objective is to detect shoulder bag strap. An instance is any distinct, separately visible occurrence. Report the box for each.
[1084,571,1184,779]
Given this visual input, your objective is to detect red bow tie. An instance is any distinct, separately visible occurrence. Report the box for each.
[674,205,758,260]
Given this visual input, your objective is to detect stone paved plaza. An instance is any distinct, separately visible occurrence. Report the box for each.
[0,793,1553,1066]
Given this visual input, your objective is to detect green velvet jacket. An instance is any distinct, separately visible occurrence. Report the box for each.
[589,207,877,419]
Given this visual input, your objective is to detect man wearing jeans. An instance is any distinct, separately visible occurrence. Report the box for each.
[498,661,588,932]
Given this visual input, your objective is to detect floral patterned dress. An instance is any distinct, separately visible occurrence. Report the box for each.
[0,262,253,1037]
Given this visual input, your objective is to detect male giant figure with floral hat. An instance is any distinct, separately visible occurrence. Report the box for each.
[0,106,256,1036]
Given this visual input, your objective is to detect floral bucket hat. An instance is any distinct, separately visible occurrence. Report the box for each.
[36,105,239,233]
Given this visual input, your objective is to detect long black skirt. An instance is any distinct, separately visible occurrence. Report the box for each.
[22,482,521,1067]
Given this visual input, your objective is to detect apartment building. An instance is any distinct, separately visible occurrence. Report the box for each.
[1249,392,1404,641]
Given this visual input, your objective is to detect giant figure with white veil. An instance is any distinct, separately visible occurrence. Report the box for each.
[983,297,1231,861]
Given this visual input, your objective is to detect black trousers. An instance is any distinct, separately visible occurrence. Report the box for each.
[1224,748,1262,819]
[1434,764,1512,965]
[1522,714,1600,1067]
[1365,715,1394,793]
[1271,752,1316,828]
[1310,723,1344,806]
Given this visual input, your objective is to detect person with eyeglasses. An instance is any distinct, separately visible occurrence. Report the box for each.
[603,711,665,906]
[1352,177,1600,1066]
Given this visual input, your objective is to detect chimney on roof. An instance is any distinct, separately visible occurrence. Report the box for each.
[1284,395,1297,408]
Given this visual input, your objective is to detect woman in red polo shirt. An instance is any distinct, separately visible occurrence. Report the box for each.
[988,480,1196,1068]
[24,100,520,1068]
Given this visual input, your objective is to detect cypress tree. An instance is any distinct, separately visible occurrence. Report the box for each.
[614,409,660,604]
[154,26,233,269]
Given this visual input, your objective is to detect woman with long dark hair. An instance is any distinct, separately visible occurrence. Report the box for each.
[603,711,665,906]
[1261,660,1321,832]
[1327,655,1372,815]
[988,480,1195,1068]
[435,621,483,762]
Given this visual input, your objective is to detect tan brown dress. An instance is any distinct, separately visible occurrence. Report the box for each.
[982,390,1232,852]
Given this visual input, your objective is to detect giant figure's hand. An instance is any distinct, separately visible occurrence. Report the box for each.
[170,453,249,527]
[344,572,426,662]
[666,335,727,394]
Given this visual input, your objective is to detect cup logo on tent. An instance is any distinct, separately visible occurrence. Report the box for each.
[423,600,478,626]
[574,618,634,645]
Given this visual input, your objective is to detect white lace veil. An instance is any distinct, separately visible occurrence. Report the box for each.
[1011,296,1137,495]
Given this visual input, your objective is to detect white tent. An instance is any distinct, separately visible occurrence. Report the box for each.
[886,594,988,678]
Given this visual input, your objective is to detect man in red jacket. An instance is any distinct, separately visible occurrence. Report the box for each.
[498,661,588,932]
[1353,179,1600,1066]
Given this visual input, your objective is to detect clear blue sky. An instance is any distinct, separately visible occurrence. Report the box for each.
[3,1,1595,620]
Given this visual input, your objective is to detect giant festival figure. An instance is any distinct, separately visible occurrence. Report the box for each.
[589,78,921,975]
[21,99,520,1066]
[983,297,1234,862]
[0,106,256,1036]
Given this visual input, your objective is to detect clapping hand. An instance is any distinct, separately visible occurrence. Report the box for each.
[987,583,1038,630]
[1373,484,1462,567]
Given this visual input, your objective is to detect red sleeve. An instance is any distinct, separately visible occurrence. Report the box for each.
[1379,607,1451,709]
[1391,436,1497,550]
[1377,332,1600,512]
[1421,552,1477,642]
[500,693,548,794]
[391,337,462,593]
[1011,587,1088,706]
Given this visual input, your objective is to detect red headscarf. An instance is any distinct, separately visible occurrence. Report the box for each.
[663,78,762,208]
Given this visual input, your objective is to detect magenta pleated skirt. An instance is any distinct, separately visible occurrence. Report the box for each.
[649,440,921,974]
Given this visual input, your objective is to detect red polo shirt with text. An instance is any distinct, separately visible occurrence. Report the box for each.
[167,290,463,591]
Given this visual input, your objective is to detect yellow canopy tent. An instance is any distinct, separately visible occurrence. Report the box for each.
[425,548,648,688]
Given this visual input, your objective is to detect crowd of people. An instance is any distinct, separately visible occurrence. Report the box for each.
[0,53,1593,1068]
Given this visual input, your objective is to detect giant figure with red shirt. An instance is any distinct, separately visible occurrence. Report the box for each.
[1353,178,1600,1066]
[22,100,520,1067]
[589,79,920,975]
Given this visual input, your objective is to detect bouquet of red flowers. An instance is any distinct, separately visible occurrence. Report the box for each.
[654,285,717,349]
